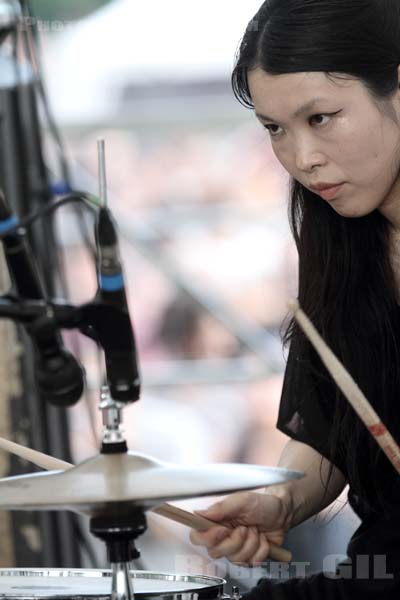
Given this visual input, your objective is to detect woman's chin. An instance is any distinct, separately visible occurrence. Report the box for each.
[330,202,374,219]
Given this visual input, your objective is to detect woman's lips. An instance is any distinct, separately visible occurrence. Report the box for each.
[316,183,344,201]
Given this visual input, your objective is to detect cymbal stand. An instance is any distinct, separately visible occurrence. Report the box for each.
[91,385,147,600]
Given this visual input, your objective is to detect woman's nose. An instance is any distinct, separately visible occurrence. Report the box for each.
[294,138,326,173]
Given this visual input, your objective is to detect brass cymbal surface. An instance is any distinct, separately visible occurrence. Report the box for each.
[0,451,303,515]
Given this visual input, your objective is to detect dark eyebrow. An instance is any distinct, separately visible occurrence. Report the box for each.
[255,98,327,122]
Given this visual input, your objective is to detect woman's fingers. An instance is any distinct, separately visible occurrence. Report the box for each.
[208,526,245,560]
[249,535,271,566]
[190,526,230,548]
[227,527,260,564]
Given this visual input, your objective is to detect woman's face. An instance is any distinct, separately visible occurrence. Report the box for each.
[247,67,400,220]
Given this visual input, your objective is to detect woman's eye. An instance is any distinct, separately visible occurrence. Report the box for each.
[309,114,330,126]
[263,124,283,137]
[309,110,342,125]
[263,112,340,139]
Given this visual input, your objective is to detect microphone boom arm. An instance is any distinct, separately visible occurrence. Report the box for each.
[0,294,141,404]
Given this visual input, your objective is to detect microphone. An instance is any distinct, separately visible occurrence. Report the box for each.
[0,190,85,406]
[95,206,140,403]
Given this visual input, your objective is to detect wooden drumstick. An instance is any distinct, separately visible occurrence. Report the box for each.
[0,436,72,471]
[288,299,400,473]
[0,435,292,563]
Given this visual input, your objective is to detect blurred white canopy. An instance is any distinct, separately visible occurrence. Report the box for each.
[43,0,263,123]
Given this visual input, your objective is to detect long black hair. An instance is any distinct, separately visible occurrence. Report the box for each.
[232,0,400,516]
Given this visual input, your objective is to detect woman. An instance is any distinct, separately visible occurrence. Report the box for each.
[190,1,400,597]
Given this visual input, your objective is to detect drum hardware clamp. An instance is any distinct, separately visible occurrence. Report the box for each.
[90,509,147,600]
[100,384,127,450]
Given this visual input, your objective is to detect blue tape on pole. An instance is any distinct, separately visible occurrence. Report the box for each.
[0,215,18,234]
[52,182,71,195]
[99,273,124,291]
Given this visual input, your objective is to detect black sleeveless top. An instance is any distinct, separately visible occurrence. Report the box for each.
[276,342,400,574]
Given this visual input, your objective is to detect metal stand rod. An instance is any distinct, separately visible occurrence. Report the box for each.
[97,138,108,207]
[111,562,134,600]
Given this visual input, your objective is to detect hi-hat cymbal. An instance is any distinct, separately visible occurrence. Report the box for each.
[0,451,302,515]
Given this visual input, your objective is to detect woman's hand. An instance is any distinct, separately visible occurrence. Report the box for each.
[189,490,291,566]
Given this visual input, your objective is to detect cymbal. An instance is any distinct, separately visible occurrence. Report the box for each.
[0,451,302,515]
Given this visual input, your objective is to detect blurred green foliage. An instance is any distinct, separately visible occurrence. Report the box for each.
[30,0,114,22]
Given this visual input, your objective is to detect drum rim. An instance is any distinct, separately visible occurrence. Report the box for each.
[0,568,227,590]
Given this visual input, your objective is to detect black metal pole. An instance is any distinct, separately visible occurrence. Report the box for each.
[0,52,81,568]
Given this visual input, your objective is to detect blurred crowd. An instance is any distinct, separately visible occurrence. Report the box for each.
[60,122,293,469]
